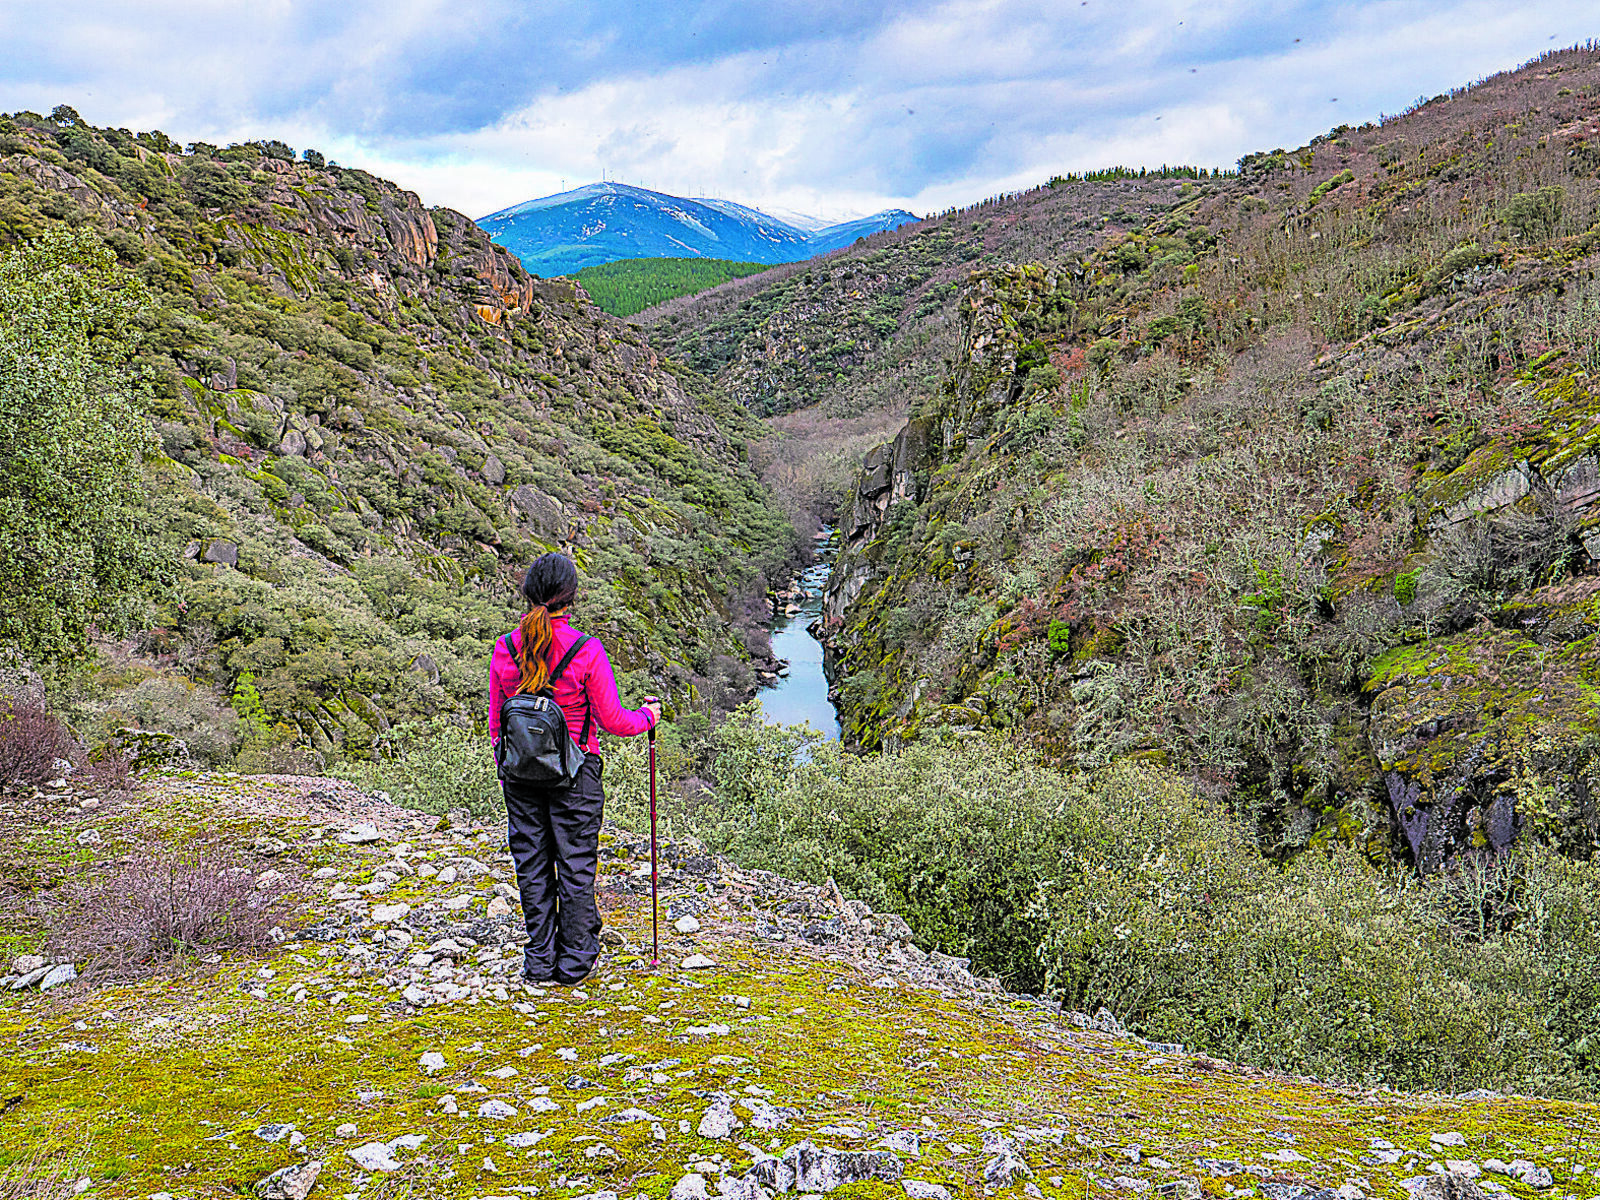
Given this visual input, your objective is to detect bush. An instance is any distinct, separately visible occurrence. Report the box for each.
[1308,169,1355,203]
[1047,618,1072,656]
[681,712,1600,1097]
[1036,806,1513,1092]
[1424,500,1579,599]
[38,846,295,974]
[337,718,499,816]
[0,694,75,787]
[1503,186,1566,242]
[690,709,1129,989]
[94,676,242,765]
[1085,337,1120,370]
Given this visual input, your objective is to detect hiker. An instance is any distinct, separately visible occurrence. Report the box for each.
[488,552,661,985]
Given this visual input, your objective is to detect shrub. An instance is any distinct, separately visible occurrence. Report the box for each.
[682,712,1600,1096]
[0,695,76,787]
[1085,337,1120,370]
[38,846,295,974]
[1424,500,1579,599]
[1503,186,1566,242]
[690,709,1141,989]
[1426,241,1486,287]
[1047,618,1072,656]
[337,718,499,816]
[1308,169,1355,203]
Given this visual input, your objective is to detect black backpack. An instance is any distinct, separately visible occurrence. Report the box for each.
[495,633,591,787]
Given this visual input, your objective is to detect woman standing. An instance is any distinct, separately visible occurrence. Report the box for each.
[488,553,660,985]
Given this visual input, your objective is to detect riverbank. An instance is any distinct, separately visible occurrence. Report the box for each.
[757,530,841,737]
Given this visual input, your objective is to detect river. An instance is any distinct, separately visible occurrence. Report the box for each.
[756,537,841,739]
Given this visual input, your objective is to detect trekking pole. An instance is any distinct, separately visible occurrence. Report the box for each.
[646,704,660,968]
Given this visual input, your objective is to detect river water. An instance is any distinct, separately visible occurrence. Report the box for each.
[756,543,841,739]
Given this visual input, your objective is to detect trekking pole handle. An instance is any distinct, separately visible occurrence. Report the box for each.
[644,695,659,742]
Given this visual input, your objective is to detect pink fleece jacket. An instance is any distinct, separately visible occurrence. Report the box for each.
[487,615,656,753]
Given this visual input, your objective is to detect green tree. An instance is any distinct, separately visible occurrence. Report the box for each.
[0,229,168,664]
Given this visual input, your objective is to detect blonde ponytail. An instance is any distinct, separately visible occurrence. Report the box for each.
[514,604,555,694]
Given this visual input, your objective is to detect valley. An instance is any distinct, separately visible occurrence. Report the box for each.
[7,42,1600,1184]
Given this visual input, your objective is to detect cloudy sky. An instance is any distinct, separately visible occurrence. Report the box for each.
[3,1,1596,221]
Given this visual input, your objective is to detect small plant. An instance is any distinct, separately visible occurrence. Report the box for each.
[1394,569,1421,606]
[0,695,75,789]
[1308,169,1355,203]
[1503,186,1566,242]
[1047,619,1072,656]
[38,846,296,974]
[1085,337,1120,371]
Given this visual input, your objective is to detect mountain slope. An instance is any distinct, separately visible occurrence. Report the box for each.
[0,112,797,766]
[643,170,1213,419]
[815,45,1600,871]
[573,257,775,317]
[478,182,917,275]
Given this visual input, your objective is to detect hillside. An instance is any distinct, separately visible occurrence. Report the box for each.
[806,45,1600,873]
[2,768,1595,1198]
[478,183,917,276]
[642,169,1217,422]
[574,258,776,318]
[0,111,798,768]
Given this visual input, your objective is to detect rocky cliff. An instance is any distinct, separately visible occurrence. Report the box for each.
[818,46,1600,872]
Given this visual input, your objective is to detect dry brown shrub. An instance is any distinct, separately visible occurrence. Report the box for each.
[35,846,297,976]
[0,697,76,790]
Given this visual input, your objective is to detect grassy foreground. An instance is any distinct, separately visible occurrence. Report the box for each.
[1,772,1597,1200]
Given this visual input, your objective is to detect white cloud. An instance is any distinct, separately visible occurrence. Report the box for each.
[2,0,1596,218]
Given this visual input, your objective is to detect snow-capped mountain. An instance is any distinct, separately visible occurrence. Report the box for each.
[477,183,918,275]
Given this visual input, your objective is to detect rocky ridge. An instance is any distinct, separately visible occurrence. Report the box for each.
[1,772,1595,1199]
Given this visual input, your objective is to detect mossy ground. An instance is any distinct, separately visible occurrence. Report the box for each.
[2,775,1598,1199]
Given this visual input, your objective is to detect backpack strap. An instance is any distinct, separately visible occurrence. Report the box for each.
[547,634,589,689]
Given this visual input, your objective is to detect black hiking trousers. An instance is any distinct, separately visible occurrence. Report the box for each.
[503,755,604,985]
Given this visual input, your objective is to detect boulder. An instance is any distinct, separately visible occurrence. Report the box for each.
[697,1093,742,1139]
[38,963,77,991]
[201,540,240,567]
[347,1143,401,1172]
[747,1141,904,1194]
[255,1161,322,1200]
[509,486,565,540]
